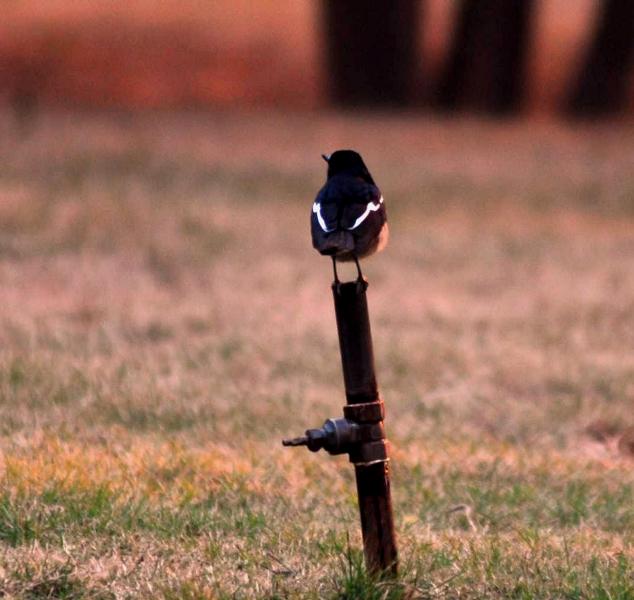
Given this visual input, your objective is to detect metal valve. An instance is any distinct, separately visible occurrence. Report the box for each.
[282,400,388,465]
[282,418,359,455]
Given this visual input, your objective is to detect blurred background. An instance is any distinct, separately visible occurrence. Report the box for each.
[1,2,634,596]
[2,0,634,117]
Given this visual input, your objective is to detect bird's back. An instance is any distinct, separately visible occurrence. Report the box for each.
[311,174,386,260]
[314,175,382,232]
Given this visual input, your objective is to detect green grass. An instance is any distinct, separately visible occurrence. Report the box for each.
[0,109,633,597]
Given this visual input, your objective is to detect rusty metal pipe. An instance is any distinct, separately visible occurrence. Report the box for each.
[332,281,378,404]
[282,278,398,576]
[332,280,398,575]
[355,461,398,575]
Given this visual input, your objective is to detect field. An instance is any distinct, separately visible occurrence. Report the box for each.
[1,109,634,598]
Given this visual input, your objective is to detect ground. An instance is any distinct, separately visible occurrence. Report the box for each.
[0,109,633,598]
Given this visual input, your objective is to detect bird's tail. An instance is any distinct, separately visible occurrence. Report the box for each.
[315,230,355,257]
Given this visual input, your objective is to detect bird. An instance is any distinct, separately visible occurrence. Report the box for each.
[311,150,388,285]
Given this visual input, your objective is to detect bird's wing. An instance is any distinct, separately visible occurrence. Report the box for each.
[312,179,385,235]
[311,184,340,233]
[339,182,385,232]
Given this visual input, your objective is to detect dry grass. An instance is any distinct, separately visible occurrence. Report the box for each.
[1,109,634,597]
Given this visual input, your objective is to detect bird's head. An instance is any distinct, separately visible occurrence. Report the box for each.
[322,150,375,184]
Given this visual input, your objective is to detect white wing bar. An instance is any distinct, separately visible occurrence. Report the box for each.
[313,195,384,233]
[347,196,384,230]
[312,202,334,232]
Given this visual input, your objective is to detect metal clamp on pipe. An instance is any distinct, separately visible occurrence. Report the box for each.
[346,399,388,466]
[282,399,388,465]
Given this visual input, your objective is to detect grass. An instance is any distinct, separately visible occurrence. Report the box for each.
[0,109,634,597]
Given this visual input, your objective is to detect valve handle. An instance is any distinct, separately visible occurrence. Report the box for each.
[282,436,309,447]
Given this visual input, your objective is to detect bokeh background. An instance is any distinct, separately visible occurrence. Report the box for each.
[2,0,634,115]
[1,2,634,598]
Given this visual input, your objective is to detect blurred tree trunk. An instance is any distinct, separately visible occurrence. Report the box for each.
[322,0,419,107]
[566,0,634,117]
[436,0,534,115]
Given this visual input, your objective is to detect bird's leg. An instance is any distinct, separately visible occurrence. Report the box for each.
[353,255,367,293]
[332,256,342,295]
[353,255,363,279]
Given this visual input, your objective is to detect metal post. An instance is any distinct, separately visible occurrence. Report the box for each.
[332,280,398,575]
[282,278,398,576]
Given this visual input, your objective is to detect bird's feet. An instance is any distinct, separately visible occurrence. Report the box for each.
[331,256,367,294]
[355,277,368,295]
[332,257,342,295]
[353,255,368,294]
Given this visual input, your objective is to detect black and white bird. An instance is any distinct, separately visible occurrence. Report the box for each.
[311,150,388,283]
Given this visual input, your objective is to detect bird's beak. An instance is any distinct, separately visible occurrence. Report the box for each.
[321,153,330,162]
